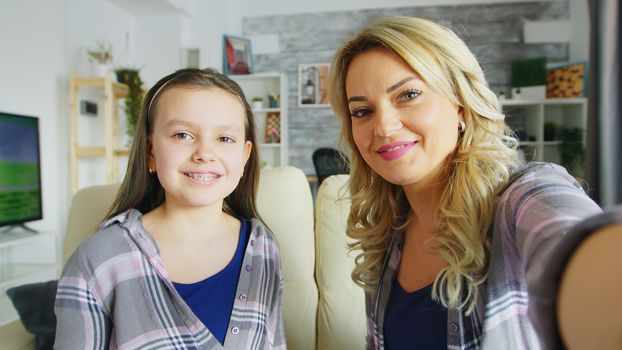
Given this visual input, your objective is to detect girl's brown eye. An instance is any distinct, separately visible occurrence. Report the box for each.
[174,132,192,140]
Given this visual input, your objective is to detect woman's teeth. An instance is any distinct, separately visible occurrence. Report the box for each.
[386,144,406,152]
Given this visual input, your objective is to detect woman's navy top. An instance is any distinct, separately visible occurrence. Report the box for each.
[173,219,249,345]
[384,277,448,349]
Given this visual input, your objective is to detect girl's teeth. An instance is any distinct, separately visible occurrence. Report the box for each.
[187,173,218,181]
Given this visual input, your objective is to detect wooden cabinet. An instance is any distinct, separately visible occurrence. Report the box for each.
[69,73,129,194]
[229,73,288,168]
[502,98,587,177]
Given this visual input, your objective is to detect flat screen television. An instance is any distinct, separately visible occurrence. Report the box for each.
[0,111,42,231]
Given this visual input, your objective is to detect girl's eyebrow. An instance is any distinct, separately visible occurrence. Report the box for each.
[347,76,420,103]
[165,119,243,132]
[165,119,194,127]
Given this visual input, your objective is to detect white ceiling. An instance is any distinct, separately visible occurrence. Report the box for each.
[107,0,191,17]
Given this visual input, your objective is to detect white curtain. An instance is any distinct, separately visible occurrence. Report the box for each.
[587,0,621,207]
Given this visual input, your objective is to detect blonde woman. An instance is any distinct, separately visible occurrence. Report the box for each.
[329,17,622,349]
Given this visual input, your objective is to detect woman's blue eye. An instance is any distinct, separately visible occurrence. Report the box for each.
[399,89,422,101]
[350,108,372,118]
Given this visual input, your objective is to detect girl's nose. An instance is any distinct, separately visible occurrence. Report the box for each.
[192,141,215,163]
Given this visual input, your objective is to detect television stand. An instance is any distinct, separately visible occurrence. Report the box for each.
[0,223,38,234]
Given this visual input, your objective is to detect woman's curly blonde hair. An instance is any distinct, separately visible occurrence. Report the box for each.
[328,16,520,313]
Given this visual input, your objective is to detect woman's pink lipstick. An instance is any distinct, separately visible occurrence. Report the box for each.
[377,141,416,161]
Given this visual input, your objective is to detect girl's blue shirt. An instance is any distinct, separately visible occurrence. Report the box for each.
[173,218,250,345]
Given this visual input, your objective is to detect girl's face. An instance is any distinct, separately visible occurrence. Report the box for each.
[345,48,463,188]
[149,86,251,210]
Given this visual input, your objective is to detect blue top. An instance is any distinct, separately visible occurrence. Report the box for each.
[383,278,447,349]
[173,219,249,345]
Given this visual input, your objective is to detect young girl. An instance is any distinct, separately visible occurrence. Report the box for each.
[55,68,285,349]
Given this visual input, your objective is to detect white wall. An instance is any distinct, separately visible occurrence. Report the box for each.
[136,14,185,85]
[0,0,65,236]
[569,0,589,62]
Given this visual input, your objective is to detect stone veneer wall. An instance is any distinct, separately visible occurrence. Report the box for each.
[243,1,569,175]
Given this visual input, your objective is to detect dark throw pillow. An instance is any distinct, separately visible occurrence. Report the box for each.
[6,280,58,350]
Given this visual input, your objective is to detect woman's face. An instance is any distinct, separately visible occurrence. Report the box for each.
[345,48,463,188]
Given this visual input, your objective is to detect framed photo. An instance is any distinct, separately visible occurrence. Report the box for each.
[264,112,281,143]
[298,63,330,107]
[223,35,252,75]
[546,62,587,98]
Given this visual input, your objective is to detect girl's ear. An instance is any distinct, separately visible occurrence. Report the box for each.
[147,136,156,170]
[243,140,252,165]
[458,106,464,122]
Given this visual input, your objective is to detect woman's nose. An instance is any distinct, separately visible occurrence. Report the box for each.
[374,107,403,137]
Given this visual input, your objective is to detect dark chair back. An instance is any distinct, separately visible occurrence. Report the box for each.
[312,148,350,185]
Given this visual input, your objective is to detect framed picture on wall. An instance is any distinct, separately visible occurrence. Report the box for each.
[546,62,587,98]
[298,63,330,107]
[223,35,253,75]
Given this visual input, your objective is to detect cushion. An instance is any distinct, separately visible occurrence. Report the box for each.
[6,280,58,350]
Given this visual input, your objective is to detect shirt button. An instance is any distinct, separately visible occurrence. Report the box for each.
[231,326,240,335]
[245,265,251,272]
[450,322,459,332]
[250,240,255,246]
[239,294,247,301]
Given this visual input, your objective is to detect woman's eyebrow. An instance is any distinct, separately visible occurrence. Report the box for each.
[347,96,368,103]
[386,77,418,93]
[347,76,419,103]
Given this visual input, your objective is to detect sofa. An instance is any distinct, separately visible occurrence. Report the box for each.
[0,166,365,350]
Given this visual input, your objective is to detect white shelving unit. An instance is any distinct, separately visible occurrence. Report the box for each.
[229,73,288,168]
[0,229,59,325]
[501,97,587,177]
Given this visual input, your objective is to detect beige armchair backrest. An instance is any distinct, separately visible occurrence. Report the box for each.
[257,166,318,350]
[314,174,365,350]
[63,183,121,265]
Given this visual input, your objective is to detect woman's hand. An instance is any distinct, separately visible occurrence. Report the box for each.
[558,223,622,349]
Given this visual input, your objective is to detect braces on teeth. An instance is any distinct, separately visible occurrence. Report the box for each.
[186,173,219,181]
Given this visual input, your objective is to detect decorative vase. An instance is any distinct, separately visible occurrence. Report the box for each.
[92,63,109,77]
[252,101,263,110]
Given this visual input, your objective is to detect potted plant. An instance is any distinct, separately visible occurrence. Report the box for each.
[87,41,113,76]
[114,68,144,142]
[559,126,584,175]
[252,96,263,110]
[511,57,547,99]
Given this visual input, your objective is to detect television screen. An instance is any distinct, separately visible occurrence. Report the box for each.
[0,111,43,227]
